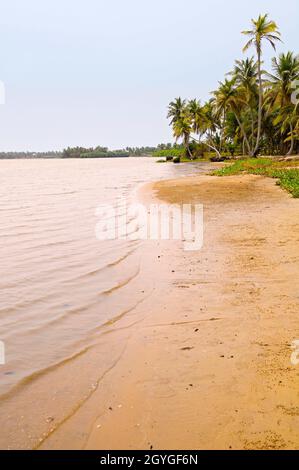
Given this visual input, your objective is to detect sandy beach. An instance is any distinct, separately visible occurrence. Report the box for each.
[1,170,299,450]
[1,2,299,458]
[43,173,299,450]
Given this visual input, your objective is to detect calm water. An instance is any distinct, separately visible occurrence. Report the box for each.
[0,157,210,396]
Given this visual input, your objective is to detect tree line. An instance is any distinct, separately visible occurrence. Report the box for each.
[62,145,182,158]
[0,151,62,159]
[167,14,299,160]
[62,146,129,158]
[0,145,179,159]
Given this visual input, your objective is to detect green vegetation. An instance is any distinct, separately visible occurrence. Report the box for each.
[126,144,184,156]
[62,144,182,158]
[153,141,212,161]
[0,151,62,159]
[80,150,129,158]
[214,158,299,197]
[125,146,160,156]
[167,14,299,161]
[63,146,129,158]
[153,148,184,158]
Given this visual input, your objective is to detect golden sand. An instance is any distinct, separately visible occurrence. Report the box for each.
[2,172,299,450]
[53,174,299,450]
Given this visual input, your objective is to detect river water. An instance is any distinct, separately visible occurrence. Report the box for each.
[0,157,210,397]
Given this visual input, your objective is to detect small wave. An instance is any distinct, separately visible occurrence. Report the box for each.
[100,266,141,296]
[0,344,93,402]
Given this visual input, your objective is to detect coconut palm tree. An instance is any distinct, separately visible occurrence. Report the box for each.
[188,99,206,136]
[212,79,252,155]
[172,109,193,159]
[167,98,186,125]
[200,100,222,158]
[229,57,259,153]
[167,15,299,158]
[230,57,258,93]
[167,98,195,159]
[268,52,299,106]
[266,52,299,154]
[242,14,281,155]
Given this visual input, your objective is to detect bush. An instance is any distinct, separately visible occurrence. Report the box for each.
[153,148,184,158]
[213,158,299,198]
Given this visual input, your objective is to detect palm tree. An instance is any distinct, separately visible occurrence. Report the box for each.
[231,57,258,93]
[167,15,299,158]
[172,110,193,159]
[243,14,281,155]
[167,98,186,125]
[275,106,298,155]
[212,79,252,155]
[188,99,207,136]
[200,100,222,158]
[229,57,259,153]
[167,98,194,159]
[266,52,299,154]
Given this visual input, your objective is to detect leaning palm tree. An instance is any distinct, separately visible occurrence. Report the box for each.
[189,99,222,160]
[243,14,281,155]
[212,79,252,155]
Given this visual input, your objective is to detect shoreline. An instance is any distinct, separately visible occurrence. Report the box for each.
[43,172,299,450]
[1,171,299,449]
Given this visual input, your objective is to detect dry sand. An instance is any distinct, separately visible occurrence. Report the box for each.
[2,173,299,450]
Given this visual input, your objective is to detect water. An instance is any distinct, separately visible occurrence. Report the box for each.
[0,157,210,396]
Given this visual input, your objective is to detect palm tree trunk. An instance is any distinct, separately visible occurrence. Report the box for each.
[190,135,222,159]
[253,48,263,156]
[234,113,252,156]
[250,108,255,153]
[185,135,193,160]
[287,124,294,156]
[205,142,222,158]
[187,145,193,159]
[219,110,226,153]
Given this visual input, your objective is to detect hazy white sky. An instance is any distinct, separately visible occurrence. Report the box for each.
[0,0,297,151]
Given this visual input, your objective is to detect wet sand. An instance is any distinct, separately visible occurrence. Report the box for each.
[2,172,299,449]
[45,173,299,450]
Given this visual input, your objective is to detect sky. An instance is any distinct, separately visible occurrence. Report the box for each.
[0,0,298,151]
